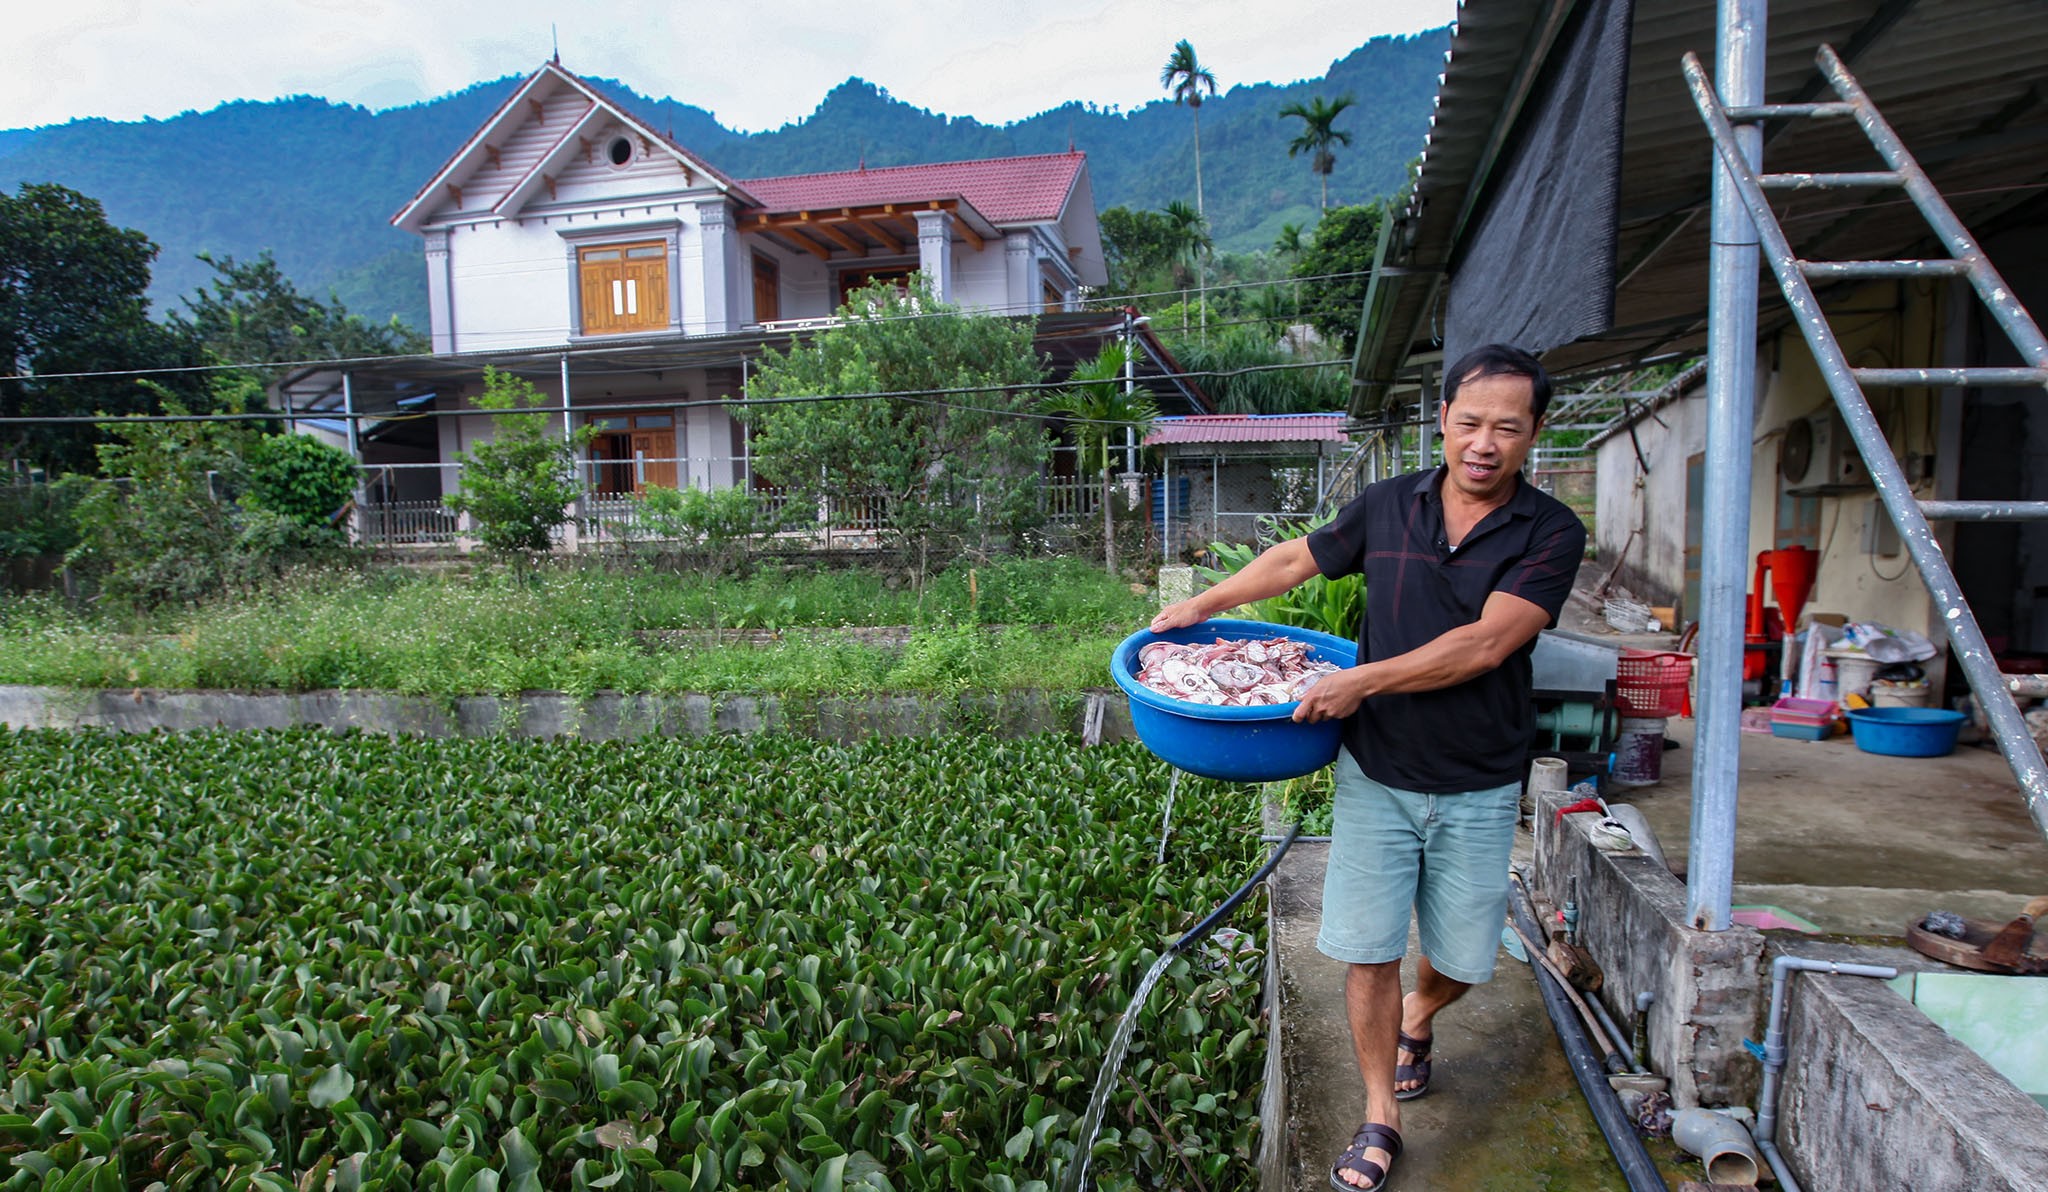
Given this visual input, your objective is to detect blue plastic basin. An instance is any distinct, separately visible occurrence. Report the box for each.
[1111,618,1358,782]
[1845,706,1966,758]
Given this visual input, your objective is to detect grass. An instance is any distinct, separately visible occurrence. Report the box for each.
[0,558,1153,697]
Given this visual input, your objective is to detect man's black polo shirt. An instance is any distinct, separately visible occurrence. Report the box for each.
[1305,467,1587,793]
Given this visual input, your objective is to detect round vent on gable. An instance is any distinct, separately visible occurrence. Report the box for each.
[607,137,633,167]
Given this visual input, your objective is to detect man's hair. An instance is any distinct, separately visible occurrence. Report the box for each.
[1442,343,1553,423]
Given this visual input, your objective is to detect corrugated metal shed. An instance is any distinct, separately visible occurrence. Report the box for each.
[1354,0,2048,415]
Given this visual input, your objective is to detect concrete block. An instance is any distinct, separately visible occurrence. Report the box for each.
[1774,942,2048,1191]
[1532,789,1764,1109]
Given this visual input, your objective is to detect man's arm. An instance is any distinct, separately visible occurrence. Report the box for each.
[1291,590,1551,723]
[1150,537,1323,633]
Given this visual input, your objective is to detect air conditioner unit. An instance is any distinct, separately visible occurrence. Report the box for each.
[1780,410,1871,494]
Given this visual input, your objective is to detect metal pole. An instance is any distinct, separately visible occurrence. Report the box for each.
[1418,364,1436,473]
[1688,0,1768,933]
[341,373,360,460]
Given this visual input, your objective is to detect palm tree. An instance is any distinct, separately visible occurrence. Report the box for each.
[1160,40,1219,218]
[1161,199,1212,287]
[1162,40,1218,334]
[1274,222,1306,258]
[1038,342,1158,577]
[1279,94,1357,211]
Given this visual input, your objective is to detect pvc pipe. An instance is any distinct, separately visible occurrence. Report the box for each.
[1587,995,1647,1075]
[1753,954,1899,1192]
[1507,879,1667,1192]
[1670,1108,1762,1185]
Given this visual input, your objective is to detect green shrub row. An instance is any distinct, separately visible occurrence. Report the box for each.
[0,730,1267,1190]
[0,561,1152,697]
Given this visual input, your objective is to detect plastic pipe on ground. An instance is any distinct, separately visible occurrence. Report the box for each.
[1587,994,1647,1074]
[1507,876,1667,1192]
[1171,822,1300,954]
[1754,954,1899,1192]
[1670,1108,1762,1185]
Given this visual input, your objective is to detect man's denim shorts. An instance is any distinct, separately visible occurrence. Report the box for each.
[1314,747,1520,984]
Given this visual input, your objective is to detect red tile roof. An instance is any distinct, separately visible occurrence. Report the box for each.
[1144,414,1350,447]
[740,152,1086,225]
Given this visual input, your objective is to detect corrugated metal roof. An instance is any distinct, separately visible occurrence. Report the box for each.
[1356,0,2048,414]
[741,153,1086,225]
[1144,413,1349,446]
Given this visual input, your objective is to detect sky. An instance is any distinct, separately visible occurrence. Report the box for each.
[3,0,1457,133]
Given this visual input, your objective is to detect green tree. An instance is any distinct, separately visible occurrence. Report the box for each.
[1290,202,1384,353]
[1161,40,1219,331]
[1274,222,1307,258]
[740,278,1049,580]
[448,367,592,558]
[1165,325,1348,415]
[0,183,207,473]
[176,250,426,376]
[65,384,342,609]
[1037,342,1158,577]
[1160,40,1219,222]
[245,433,359,532]
[1161,199,1213,289]
[1280,95,1358,211]
[1098,206,1182,297]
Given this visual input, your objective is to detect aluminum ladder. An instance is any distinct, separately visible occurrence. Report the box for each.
[1683,43,2048,842]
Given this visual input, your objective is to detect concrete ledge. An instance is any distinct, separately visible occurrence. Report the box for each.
[1771,942,2048,1192]
[0,685,1137,744]
[1531,788,1764,1109]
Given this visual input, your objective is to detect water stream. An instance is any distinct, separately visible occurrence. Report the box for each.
[1059,948,1178,1192]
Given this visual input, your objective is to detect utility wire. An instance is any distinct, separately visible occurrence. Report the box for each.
[1,269,1375,384]
[0,359,1353,429]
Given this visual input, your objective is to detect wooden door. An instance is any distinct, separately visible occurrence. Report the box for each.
[631,429,677,492]
[753,254,780,323]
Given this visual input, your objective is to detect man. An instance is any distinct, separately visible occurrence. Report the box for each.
[1150,343,1586,1191]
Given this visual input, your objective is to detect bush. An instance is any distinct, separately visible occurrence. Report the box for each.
[448,367,592,557]
[1201,510,1364,639]
[631,483,783,573]
[0,475,89,558]
[246,432,358,531]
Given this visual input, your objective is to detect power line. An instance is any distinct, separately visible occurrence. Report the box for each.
[0,359,1352,430]
[0,269,1375,384]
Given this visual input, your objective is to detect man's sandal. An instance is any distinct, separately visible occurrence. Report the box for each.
[1329,1121,1403,1191]
[1395,1030,1432,1101]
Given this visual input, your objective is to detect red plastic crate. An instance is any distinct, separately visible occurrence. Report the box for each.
[1616,650,1693,717]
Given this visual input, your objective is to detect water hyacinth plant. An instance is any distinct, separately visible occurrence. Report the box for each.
[0,729,1271,1189]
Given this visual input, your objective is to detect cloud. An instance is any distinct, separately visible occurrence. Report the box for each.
[2,0,1453,131]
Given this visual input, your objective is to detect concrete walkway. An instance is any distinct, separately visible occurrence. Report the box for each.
[1271,841,1681,1191]
[1616,716,2048,933]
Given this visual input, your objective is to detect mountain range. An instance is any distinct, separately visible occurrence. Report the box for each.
[0,29,1449,333]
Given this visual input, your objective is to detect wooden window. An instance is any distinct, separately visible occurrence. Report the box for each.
[578,241,670,336]
[753,253,780,323]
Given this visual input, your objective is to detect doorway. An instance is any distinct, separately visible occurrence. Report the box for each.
[587,412,678,494]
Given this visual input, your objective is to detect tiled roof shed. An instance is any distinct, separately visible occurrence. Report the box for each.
[1145,413,1350,448]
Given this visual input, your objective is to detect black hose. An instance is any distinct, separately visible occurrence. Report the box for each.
[1508,874,1667,1192]
[1170,821,1300,953]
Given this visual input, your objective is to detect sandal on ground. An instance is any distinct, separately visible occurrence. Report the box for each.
[1395,1030,1432,1101]
[1328,1121,1403,1191]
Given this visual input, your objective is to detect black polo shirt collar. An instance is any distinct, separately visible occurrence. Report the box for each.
[1410,465,1540,558]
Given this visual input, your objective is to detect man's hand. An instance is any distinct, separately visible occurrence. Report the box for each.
[1150,599,1210,634]
[1292,666,1370,723]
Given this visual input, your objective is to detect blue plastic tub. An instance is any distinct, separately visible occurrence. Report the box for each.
[1845,707,1966,758]
[1111,618,1358,782]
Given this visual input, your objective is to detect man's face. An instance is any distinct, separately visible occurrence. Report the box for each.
[1438,371,1540,503]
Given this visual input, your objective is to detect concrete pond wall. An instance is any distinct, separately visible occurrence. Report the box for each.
[1530,790,2048,1190]
[0,685,1137,744]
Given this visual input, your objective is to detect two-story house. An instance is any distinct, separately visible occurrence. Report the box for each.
[278,58,1203,540]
